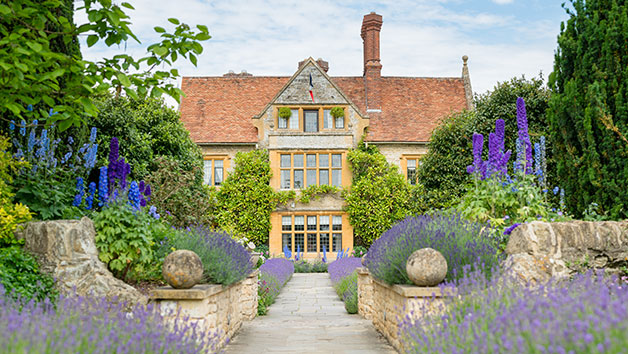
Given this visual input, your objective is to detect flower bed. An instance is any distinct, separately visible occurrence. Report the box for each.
[328,257,362,314]
[400,270,628,353]
[258,258,294,315]
[364,211,500,284]
[0,286,213,353]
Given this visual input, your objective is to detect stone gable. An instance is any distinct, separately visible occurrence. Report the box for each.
[275,62,349,105]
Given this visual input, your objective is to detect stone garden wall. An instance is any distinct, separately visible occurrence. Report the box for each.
[150,270,259,350]
[505,220,628,283]
[357,267,447,352]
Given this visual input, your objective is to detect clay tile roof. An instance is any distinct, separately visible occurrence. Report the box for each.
[180,76,289,144]
[180,75,467,144]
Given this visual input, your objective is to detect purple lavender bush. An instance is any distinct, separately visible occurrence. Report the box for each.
[258,258,294,315]
[328,257,363,314]
[400,270,628,353]
[170,226,253,285]
[364,211,500,284]
[0,286,214,353]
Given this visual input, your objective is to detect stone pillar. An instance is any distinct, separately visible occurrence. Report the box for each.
[462,55,474,110]
[357,267,374,320]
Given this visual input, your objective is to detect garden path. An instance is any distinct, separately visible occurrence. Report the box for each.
[225,273,396,353]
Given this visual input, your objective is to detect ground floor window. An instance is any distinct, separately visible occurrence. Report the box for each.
[203,156,228,186]
[402,155,423,185]
[281,213,343,253]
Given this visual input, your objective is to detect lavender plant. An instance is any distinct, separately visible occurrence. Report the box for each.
[0,286,214,353]
[258,258,294,315]
[364,212,500,285]
[400,269,628,354]
[170,226,253,285]
[328,257,363,314]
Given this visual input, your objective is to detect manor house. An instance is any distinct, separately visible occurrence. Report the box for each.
[179,12,473,259]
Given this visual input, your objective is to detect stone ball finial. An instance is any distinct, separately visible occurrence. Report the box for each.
[162,250,204,289]
[462,55,469,65]
[406,248,448,287]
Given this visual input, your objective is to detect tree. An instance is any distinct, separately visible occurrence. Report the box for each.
[416,76,551,211]
[547,0,628,219]
[0,0,210,130]
[90,96,202,182]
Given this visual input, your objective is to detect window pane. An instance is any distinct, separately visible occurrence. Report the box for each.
[323,109,332,129]
[333,215,342,230]
[214,167,223,186]
[306,154,316,167]
[407,168,417,185]
[295,233,304,252]
[319,216,329,231]
[281,154,291,168]
[407,159,417,168]
[279,117,288,129]
[319,169,329,185]
[331,154,342,167]
[307,233,317,252]
[282,216,292,231]
[307,169,317,187]
[289,109,299,130]
[332,169,341,187]
[282,233,292,251]
[304,110,318,132]
[335,116,344,129]
[319,154,329,167]
[320,233,329,252]
[294,216,304,231]
[294,154,304,167]
[307,216,317,231]
[281,170,291,189]
[332,233,342,252]
[294,169,304,189]
[203,160,212,185]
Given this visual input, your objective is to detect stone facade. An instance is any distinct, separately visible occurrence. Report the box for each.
[150,270,259,351]
[15,217,147,305]
[357,267,448,352]
[505,220,628,283]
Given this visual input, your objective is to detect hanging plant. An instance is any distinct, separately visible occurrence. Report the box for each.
[330,107,345,118]
[278,107,292,119]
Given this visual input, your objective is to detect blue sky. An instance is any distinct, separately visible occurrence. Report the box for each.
[78,0,570,101]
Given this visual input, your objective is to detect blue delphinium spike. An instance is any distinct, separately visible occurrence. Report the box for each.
[322,245,327,263]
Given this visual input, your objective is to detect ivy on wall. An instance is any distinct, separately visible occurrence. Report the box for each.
[344,140,413,247]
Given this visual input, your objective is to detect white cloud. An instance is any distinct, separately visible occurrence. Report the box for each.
[76,0,564,105]
[492,0,514,4]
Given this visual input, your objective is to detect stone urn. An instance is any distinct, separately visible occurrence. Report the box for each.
[250,252,262,266]
[406,248,448,287]
[162,250,204,289]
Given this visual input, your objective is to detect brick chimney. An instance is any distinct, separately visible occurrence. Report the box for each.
[361,12,383,112]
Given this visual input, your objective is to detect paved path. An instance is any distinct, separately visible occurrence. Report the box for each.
[225,273,396,354]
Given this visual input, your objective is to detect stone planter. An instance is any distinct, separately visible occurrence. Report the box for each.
[249,251,261,266]
[150,269,259,351]
[357,267,451,352]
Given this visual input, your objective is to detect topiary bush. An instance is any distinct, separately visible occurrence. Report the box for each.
[364,211,500,285]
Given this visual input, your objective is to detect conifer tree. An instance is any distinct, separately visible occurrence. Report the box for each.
[548,0,628,219]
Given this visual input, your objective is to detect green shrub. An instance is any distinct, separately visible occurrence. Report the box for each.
[0,246,57,304]
[330,107,345,118]
[278,107,292,119]
[93,201,156,282]
[334,272,358,314]
[293,260,328,273]
[0,135,32,246]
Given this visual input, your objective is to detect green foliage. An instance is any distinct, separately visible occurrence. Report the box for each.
[547,0,628,219]
[0,246,57,304]
[0,0,210,130]
[257,272,278,316]
[89,96,203,181]
[146,156,216,228]
[345,141,412,246]
[92,201,155,282]
[351,246,368,258]
[298,184,340,204]
[0,135,32,246]
[216,150,276,245]
[13,170,77,221]
[417,76,552,210]
[278,107,292,119]
[330,107,345,118]
[334,271,358,314]
[293,260,328,273]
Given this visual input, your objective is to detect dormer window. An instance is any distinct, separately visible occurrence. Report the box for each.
[304,110,319,132]
[275,106,346,132]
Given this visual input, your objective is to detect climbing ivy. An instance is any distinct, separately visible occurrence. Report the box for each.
[298,185,340,204]
[344,140,413,247]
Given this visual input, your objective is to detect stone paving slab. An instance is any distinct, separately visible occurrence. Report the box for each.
[225,273,397,354]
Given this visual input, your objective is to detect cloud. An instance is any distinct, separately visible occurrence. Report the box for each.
[76,0,565,105]
[492,0,514,4]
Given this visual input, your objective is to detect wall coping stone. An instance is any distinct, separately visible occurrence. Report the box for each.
[358,267,450,298]
[150,269,259,300]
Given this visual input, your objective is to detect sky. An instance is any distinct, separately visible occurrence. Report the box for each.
[77,0,571,105]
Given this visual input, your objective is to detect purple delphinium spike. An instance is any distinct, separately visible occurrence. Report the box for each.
[488,132,500,177]
[516,97,533,174]
[495,119,505,152]
[139,181,145,193]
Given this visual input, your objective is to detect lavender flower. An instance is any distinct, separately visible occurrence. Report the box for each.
[503,223,521,235]
[328,257,362,285]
